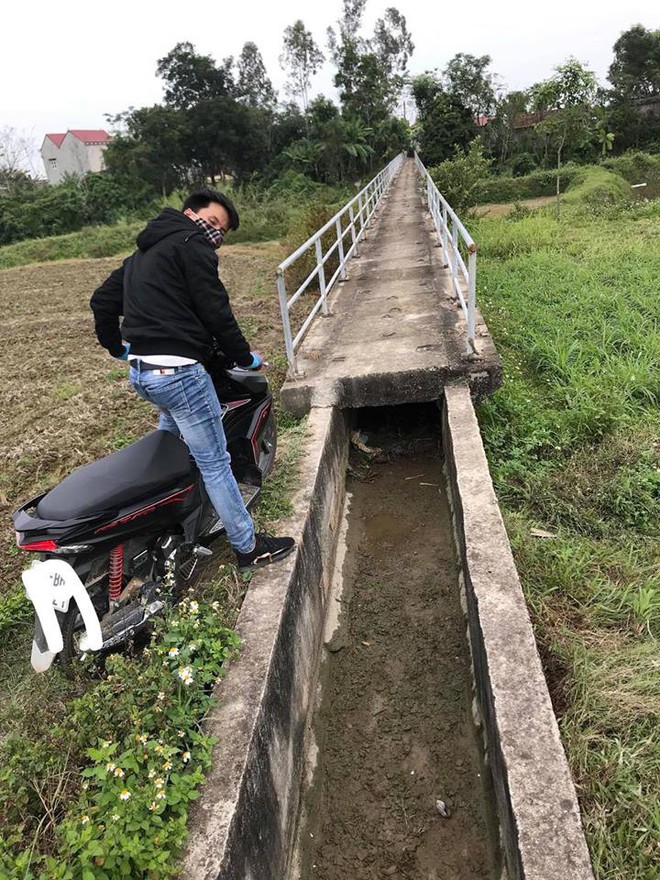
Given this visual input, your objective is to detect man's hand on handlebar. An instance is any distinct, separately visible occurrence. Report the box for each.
[244,351,264,370]
[234,351,264,371]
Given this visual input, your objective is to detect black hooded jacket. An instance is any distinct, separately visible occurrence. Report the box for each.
[90,208,252,365]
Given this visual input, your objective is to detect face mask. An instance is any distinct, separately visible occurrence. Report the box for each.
[188,212,225,249]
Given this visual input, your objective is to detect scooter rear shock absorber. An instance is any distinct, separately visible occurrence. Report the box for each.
[109,544,124,601]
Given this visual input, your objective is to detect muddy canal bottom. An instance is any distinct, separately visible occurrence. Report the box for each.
[295,445,501,880]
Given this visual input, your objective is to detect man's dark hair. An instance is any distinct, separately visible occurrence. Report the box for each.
[182,189,240,231]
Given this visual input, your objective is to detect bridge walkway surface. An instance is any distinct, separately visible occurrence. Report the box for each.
[280,157,502,416]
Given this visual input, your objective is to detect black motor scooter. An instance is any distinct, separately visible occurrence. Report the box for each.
[12,354,276,673]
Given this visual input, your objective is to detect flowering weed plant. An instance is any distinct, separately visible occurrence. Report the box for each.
[0,595,239,879]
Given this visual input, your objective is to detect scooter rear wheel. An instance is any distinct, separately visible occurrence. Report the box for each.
[60,594,109,678]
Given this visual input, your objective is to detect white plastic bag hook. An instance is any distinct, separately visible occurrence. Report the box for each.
[22,559,103,672]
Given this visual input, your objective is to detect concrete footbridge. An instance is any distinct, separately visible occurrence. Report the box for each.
[279,157,502,416]
[182,157,596,880]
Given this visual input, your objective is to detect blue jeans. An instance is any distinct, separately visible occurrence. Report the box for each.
[129,363,255,553]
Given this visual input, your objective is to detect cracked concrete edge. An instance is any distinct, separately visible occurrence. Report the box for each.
[180,405,350,880]
[280,361,502,419]
[442,384,595,880]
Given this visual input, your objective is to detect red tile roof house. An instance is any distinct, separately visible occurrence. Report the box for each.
[40,129,112,185]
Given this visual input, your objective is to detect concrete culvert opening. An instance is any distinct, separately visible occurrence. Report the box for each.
[290,402,503,880]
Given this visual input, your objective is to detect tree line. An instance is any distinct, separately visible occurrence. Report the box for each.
[0,7,658,245]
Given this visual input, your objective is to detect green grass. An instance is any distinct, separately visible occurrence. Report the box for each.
[474,197,660,879]
[254,418,307,527]
[562,166,631,207]
[0,221,143,269]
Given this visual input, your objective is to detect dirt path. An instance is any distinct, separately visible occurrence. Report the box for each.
[474,195,555,217]
[297,450,501,880]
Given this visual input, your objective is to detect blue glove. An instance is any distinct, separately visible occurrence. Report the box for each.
[247,351,263,370]
[116,342,130,361]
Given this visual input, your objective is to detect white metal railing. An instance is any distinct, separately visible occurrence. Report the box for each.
[276,153,405,375]
[414,152,478,353]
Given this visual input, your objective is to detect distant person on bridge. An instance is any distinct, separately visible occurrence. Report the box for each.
[89,188,295,572]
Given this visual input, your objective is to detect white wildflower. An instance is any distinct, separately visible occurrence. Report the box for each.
[177,666,194,685]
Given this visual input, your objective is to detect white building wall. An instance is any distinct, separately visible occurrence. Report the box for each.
[85,143,107,172]
[41,134,109,184]
[41,138,65,185]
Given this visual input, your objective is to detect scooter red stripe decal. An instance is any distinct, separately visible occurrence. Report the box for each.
[95,486,194,534]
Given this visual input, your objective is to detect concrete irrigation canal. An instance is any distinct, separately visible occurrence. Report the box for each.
[180,159,596,880]
[292,409,501,880]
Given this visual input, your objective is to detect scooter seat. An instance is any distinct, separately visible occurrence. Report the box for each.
[37,431,194,521]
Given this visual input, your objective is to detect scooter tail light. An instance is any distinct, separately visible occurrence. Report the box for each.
[16,537,58,552]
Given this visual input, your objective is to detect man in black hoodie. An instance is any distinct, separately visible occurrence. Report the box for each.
[90,189,294,572]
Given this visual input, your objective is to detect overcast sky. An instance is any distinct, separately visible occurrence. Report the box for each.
[3,0,658,173]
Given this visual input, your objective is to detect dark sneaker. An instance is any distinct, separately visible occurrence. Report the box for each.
[235,533,295,573]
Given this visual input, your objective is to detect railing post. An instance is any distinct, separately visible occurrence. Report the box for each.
[349,204,358,257]
[336,217,347,280]
[432,190,441,248]
[315,237,329,315]
[441,203,449,267]
[451,222,459,284]
[276,270,297,375]
[467,250,477,353]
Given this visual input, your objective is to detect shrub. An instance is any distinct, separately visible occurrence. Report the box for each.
[603,151,660,200]
[602,150,660,185]
[428,138,490,214]
[507,152,539,178]
[562,166,631,206]
[0,173,156,246]
[476,164,583,204]
[279,196,348,297]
